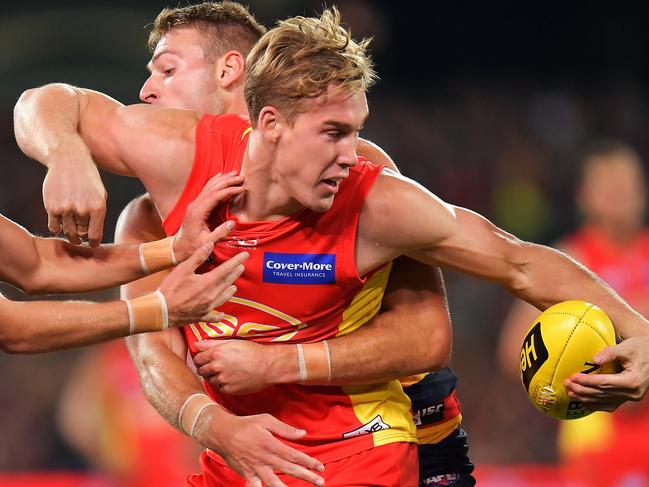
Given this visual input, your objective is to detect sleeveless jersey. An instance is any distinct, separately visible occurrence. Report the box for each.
[163,114,417,464]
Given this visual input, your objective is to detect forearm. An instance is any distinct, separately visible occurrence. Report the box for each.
[269,261,451,386]
[121,265,205,432]
[318,299,450,384]
[515,243,649,339]
[14,84,86,168]
[0,298,129,353]
[31,236,184,294]
[125,331,205,431]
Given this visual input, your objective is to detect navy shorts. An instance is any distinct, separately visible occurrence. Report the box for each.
[418,427,475,486]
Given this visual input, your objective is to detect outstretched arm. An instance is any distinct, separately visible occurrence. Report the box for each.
[14,83,198,244]
[0,176,248,353]
[360,171,649,407]
[0,242,242,354]
[0,174,244,294]
[119,197,325,487]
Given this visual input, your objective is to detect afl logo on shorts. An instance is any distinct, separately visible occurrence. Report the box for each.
[263,252,336,285]
[422,473,460,485]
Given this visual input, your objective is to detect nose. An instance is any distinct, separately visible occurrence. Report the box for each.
[337,137,358,168]
[139,76,159,104]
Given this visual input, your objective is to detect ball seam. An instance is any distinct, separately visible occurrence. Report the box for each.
[547,304,594,387]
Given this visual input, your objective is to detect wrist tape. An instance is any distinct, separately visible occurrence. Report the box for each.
[178,393,220,438]
[296,341,332,384]
[139,236,177,274]
[124,290,169,334]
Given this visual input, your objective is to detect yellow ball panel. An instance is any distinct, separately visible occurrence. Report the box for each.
[519,300,616,420]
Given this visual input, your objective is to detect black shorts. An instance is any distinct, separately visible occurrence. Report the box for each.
[418,427,475,487]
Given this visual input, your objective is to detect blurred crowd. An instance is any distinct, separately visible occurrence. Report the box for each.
[2,0,649,483]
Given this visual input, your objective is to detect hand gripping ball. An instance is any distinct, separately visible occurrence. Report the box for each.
[520,300,617,420]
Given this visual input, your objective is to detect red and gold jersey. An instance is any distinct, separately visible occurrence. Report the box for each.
[163,114,416,464]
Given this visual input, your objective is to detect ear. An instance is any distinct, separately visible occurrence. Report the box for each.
[215,50,245,89]
[257,107,284,144]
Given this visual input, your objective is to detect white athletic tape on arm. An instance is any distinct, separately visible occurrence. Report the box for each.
[296,343,307,382]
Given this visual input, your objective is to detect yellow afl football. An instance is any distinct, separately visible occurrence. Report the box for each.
[519,300,616,420]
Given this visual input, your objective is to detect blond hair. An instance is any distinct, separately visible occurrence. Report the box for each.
[244,7,377,126]
[148,1,266,63]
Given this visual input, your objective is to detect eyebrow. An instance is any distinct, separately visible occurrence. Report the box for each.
[146,49,178,73]
[323,115,368,132]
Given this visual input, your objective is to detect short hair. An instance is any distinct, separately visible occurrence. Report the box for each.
[579,138,645,179]
[244,7,378,126]
[148,1,266,62]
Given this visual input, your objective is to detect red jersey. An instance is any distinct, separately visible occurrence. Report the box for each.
[563,225,649,311]
[559,225,649,486]
[163,114,416,464]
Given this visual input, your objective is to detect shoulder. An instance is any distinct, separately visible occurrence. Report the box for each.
[199,113,251,137]
[115,194,165,244]
[356,138,399,173]
[360,170,458,249]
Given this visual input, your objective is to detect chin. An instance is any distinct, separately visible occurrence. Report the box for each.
[307,196,335,213]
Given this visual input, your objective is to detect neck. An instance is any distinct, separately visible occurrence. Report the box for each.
[230,131,302,222]
[222,87,249,118]
[590,219,643,244]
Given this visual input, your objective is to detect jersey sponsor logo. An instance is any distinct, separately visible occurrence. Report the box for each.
[263,252,336,285]
[413,403,445,426]
[422,473,460,485]
[342,415,390,438]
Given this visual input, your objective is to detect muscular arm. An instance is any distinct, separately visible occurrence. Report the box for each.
[14,83,198,227]
[0,295,131,354]
[119,196,204,428]
[328,259,451,382]
[0,214,176,294]
[359,170,649,341]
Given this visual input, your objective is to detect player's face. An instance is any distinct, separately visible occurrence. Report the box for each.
[578,154,647,231]
[140,27,223,114]
[273,86,368,213]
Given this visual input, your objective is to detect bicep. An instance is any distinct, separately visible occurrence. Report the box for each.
[78,89,197,192]
[411,206,526,287]
[0,216,42,290]
[382,257,447,311]
[381,257,451,343]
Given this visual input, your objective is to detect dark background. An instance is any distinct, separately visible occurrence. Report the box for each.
[2,0,649,472]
